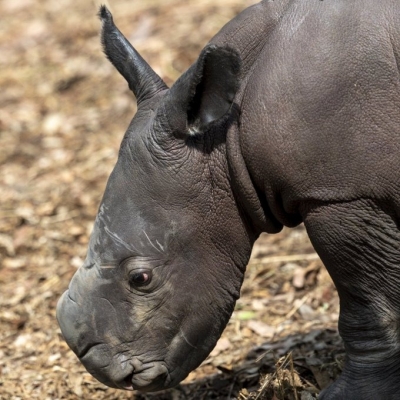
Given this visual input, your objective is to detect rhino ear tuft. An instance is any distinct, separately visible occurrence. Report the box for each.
[99,6,168,106]
[98,4,110,21]
[168,45,241,137]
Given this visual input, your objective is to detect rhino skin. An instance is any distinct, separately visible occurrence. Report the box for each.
[57,1,400,398]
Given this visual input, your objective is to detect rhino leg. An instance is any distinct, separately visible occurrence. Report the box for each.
[303,199,400,400]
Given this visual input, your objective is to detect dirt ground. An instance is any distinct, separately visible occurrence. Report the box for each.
[0,0,343,399]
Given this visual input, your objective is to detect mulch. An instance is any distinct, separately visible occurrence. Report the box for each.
[0,0,343,398]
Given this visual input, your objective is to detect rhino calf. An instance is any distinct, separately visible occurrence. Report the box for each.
[57,1,400,398]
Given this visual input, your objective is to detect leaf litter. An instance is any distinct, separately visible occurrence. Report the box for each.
[0,0,343,398]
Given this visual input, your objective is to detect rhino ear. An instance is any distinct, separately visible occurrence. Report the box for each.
[99,6,168,106]
[168,45,241,137]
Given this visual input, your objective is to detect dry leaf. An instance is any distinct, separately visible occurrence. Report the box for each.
[247,320,275,339]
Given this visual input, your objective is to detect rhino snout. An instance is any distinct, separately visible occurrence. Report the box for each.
[56,290,83,356]
[57,288,175,391]
[125,358,170,391]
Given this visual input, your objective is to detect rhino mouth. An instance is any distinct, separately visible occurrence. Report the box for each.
[121,361,170,391]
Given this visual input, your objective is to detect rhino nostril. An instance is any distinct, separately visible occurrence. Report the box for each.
[78,342,103,359]
[130,357,144,372]
[67,291,78,305]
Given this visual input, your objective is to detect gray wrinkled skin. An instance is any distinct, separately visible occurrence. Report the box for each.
[58,1,400,398]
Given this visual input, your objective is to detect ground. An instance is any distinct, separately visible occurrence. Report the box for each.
[0,0,343,398]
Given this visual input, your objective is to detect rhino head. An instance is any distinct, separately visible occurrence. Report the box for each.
[57,6,262,392]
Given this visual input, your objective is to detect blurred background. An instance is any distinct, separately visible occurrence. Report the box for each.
[0,0,342,398]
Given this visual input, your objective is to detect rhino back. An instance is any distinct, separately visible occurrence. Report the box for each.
[234,0,400,223]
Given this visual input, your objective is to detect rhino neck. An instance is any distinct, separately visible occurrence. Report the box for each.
[214,0,295,236]
[210,0,293,79]
[226,122,283,237]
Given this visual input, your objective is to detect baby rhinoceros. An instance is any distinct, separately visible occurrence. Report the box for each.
[57,1,400,399]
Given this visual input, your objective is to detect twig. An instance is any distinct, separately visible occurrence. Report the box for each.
[289,352,299,400]
[285,293,311,320]
[255,353,292,400]
[258,253,320,264]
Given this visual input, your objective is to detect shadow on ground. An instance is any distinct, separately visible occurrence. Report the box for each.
[135,329,344,400]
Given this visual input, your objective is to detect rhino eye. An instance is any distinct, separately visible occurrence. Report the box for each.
[129,270,152,286]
